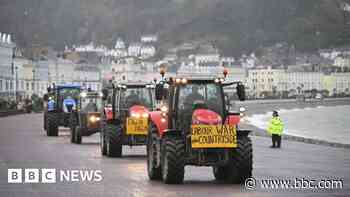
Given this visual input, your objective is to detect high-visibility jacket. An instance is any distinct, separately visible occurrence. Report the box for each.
[267,117,284,136]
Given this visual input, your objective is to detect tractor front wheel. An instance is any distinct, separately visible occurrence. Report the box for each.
[74,126,82,144]
[226,136,253,184]
[46,113,58,136]
[100,126,107,155]
[161,136,185,184]
[70,114,77,143]
[213,166,229,181]
[147,124,162,180]
[105,123,122,157]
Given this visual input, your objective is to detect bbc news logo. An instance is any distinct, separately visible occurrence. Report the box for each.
[8,169,103,183]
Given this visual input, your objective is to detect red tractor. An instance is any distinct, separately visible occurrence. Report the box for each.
[100,82,155,157]
[147,71,252,184]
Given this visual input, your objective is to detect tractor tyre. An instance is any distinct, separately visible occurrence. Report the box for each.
[227,136,253,184]
[69,114,77,143]
[43,112,47,130]
[71,125,76,143]
[161,136,185,184]
[105,123,123,157]
[213,166,229,181]
[75,126,82,144]
[100,124,107,155]
[147,124,162,180]
[46,113,58,136]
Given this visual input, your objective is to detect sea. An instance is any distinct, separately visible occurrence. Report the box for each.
[246,105,350,145]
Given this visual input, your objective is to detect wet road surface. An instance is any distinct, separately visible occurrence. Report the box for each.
[0,113,349,197]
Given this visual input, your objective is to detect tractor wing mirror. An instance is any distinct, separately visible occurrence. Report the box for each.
[102,89,108,101]
[236,83,246,101]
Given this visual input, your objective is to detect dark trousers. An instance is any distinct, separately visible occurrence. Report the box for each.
[272,134,281,148]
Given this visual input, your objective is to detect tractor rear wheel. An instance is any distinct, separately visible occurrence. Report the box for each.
[226,136,253,184]
[46,113,58,136]
[147,124,162,180]
[105,123,123,157]
[161,136,185,184]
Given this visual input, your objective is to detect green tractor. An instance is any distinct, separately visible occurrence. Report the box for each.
[69,90,103,144]
[100,82,155,157]
[43,84,81,136]
[146,70,252,184]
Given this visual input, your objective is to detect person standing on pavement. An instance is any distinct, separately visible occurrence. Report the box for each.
[267,110,284,148]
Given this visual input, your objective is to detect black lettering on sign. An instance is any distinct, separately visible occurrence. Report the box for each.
[192,126,213,135]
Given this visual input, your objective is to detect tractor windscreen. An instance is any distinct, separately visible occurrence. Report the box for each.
[120,88,152,109]
[59,88,80,101]
[58,88,80,111]
[81,96,102,112]
[178,83,224,116]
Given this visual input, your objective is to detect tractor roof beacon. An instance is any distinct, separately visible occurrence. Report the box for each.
[100,82,155,157]
[43,84,81,137]
[147,70,253,184]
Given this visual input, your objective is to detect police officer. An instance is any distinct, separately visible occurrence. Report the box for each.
[267,110,284,148]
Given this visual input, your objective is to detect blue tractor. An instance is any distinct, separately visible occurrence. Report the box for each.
[43,84,81,136]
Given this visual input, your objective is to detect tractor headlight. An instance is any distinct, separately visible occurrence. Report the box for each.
[89,116,100,122]
[80,92,87,98]
[131,112,141,118]
[160,105,168,113]
[141,112,149,118]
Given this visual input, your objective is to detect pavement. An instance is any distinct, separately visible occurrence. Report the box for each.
[0,113,349,197]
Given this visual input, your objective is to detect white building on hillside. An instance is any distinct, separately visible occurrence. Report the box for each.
[115,38,126,49]
[140,45,156,59]
[128,43,142,57]
[194,45,220,65]
[141,34,158,43]
[221,57,235,67]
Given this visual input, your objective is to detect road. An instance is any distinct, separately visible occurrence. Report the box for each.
[0,113,349,197]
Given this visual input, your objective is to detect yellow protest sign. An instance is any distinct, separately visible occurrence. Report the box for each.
[126,117,148,135]
[191,125,237,148]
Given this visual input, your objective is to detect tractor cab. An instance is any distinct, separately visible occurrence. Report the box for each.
[69,90,103,144]
[43,84,81,136]
[147,70,252,184]
[117,83,154,121]
[46,84,81,113]
[100,82,155,157]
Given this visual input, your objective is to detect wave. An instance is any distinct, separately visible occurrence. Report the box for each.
[246,105,350,145]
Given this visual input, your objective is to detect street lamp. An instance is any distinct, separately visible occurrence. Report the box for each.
[15,66,18,102]
[11,47,16,101]
[32,69,36,94]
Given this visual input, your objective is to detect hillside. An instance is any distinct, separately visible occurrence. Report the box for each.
[0,0,349,55]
